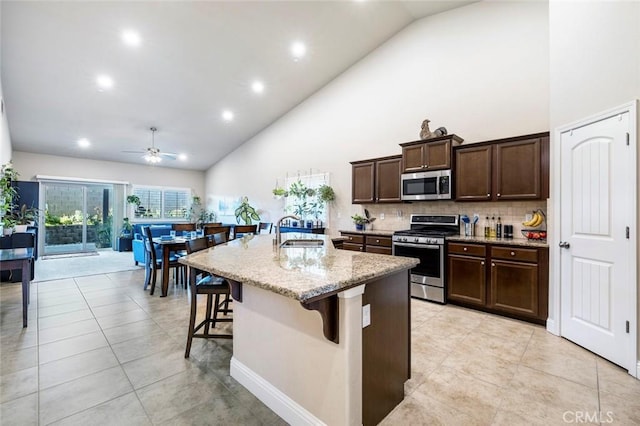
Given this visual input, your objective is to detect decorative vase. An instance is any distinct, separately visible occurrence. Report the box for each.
[355,223,364,231]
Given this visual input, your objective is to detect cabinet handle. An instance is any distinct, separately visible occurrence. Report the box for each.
[463,247,468,251]
[497,193,501,197]
[492,262,496,267]
[349,237,353,240]
[425,164,429,168]
[376,239,380,243]
[481,261,485,265]
[359,247,363,251]
[510,251,515,256]
[487,193,491,197]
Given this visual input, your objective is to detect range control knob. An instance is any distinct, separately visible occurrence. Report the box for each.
[414,237,420,243]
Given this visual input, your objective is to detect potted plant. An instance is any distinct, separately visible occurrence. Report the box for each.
[351,214,366,231]
[235,196,260,225]
[198,209,217,228]
[317,184,335,203]
[272,187,288,199]
[9,203,39,232]
[120,217,133,238]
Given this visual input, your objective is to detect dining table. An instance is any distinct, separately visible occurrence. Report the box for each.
[153,236,191,297]
[0,247,34,327]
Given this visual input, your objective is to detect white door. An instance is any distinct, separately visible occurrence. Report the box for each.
[559,108,636,373]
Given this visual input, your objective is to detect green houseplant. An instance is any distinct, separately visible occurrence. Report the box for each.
[120,217,133,237]
[351,214,366,231]
[1,161,20,234]
[235,196,260,225]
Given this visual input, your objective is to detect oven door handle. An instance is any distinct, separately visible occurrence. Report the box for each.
[393,242,440,250]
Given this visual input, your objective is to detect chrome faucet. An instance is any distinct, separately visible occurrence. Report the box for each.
[275,215,300,246]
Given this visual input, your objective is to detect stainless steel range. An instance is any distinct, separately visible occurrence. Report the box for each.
[392,214,459,303]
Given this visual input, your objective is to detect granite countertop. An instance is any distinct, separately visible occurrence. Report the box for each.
[179,233,418,302]
[338,229,395,237]
[446,235,549,248]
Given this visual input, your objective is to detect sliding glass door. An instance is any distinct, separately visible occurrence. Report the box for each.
[42,182,114,255]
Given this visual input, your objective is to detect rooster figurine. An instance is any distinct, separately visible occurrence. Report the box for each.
[419,119,432,140]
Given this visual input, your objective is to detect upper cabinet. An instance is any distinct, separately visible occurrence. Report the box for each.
[351,155,402,204]
[454,132,549,201]
[400,135,463,173]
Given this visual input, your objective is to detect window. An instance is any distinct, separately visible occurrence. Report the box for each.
[131,186,191,220]
[283,173,330,223]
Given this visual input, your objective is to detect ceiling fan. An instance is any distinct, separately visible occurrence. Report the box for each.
[123,127,178,163]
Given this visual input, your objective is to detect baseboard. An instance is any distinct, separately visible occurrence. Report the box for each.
[636,360,640,379]
[230,357,326,426]
[546,318,559,336]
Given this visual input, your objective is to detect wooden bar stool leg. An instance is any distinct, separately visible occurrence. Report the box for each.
[204,294,213,335]
[185,288,198,358]
[212,294,221,329]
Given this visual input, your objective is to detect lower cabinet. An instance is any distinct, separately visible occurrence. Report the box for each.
[340,232,392,255]
[447,241,548,324]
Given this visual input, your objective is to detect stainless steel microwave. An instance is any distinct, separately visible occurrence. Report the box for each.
[401,169,452,201]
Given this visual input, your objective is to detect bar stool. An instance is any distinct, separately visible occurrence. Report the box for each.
[257,222,273,234]
[184,236,232,358]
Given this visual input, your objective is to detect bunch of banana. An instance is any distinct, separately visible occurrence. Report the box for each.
[522,210,544,228]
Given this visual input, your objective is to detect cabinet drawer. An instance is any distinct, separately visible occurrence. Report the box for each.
[448,243,485,257]
[366,246,392,255]
[491,246,538,263]
[343,243,364,252]
[341,234,364,244]
[365,235,392,248]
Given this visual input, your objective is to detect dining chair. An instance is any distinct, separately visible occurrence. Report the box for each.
[144,226,186,295]
[184,237,232,358]
[172,223,196,232]
[234,224,258,238]
[257,222,273,234]
[207,230,228,247]
[204,225,231,242]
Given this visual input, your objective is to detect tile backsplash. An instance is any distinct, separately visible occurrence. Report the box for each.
[357,200,548,239]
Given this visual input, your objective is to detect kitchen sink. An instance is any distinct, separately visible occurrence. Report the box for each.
[280,239,324,248]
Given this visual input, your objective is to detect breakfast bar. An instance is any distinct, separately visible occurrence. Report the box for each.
[180,233,418,425]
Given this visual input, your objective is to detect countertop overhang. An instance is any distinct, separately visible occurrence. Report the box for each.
[179,233,418,303]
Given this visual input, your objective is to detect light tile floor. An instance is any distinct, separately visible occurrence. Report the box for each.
[1,270,639,425]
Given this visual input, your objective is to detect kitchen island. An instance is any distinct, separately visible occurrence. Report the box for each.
[180,233,418,426]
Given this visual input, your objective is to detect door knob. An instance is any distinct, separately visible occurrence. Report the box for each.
[559,241,570,249]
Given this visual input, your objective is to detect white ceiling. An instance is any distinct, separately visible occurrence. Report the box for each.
[1,1,474,171]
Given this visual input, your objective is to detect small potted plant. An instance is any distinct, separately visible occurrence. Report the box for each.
[351,214,366,231]
[317,184,335,203]
[120,217,133,238]
[235,196,260,225]
[10,204,39,232]
[272,187,288,199]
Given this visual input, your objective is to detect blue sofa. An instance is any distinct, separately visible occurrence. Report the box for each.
[132,223,175,265]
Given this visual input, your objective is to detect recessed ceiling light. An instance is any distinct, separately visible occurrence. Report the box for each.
[96,74,114,91]
[222,110,234,121]
[77,138,90,148]
[122,30,141,47]
[178,154,187,161]
[291,41,306,61]
[251,80,265,94]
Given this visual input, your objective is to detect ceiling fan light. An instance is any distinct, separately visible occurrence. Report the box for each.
[144,153,162,163]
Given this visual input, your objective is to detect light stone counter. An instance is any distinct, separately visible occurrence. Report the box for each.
[179,233,418,302]
[338,229,395,237]
[446,235,549,248]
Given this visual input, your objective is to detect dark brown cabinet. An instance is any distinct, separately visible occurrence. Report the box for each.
[340,232,392,255]
[454,132,549,201]
[351,155,401,204]
[447,241,548,324]
[400,135,463,173]
[447,243,486,306]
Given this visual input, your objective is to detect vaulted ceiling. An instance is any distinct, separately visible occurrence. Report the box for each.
[2,1,474,170]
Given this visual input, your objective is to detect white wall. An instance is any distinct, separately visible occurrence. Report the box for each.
[12,151,205,197]
[205,1,549,234]
[549,0,640,371]
[0,1,12,165]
